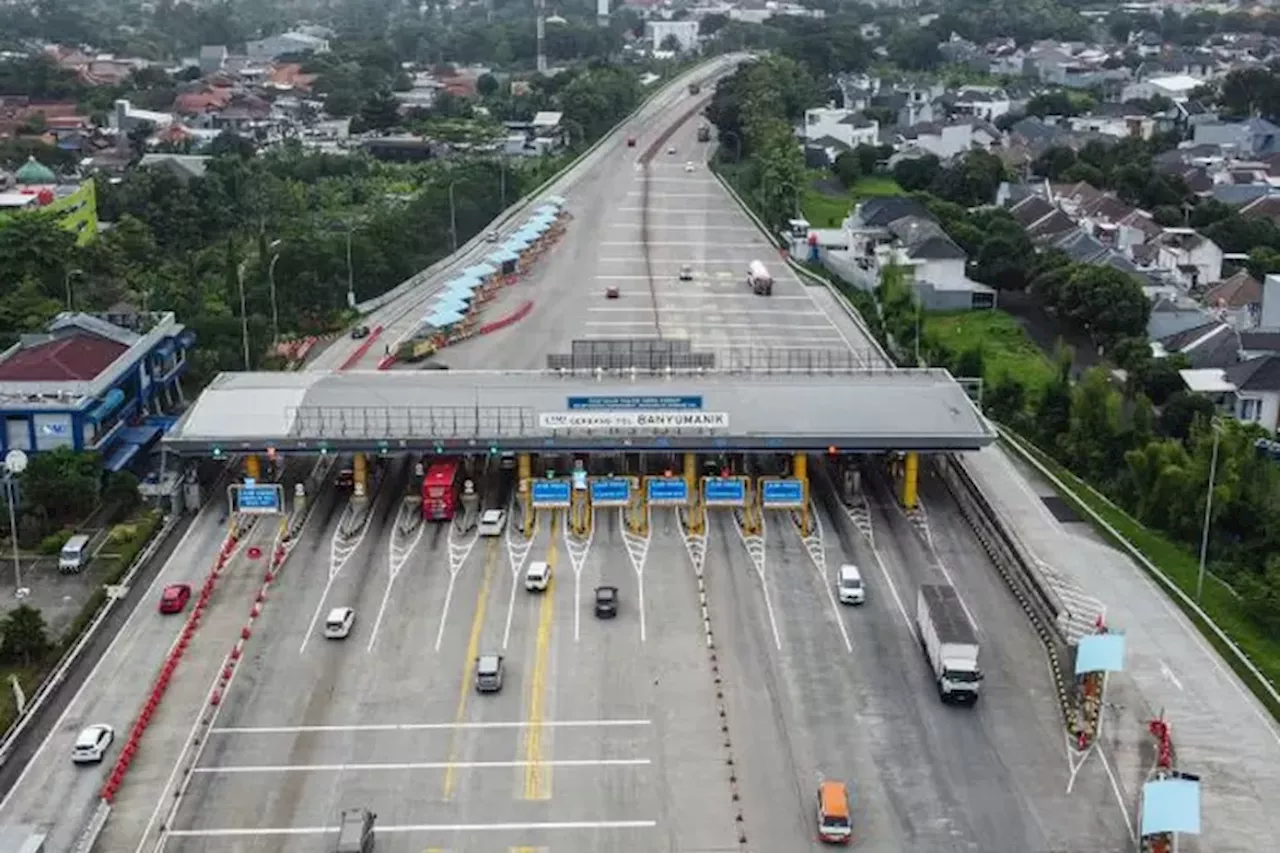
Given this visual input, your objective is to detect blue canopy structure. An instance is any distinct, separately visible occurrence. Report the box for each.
[503,238,531,253]
[534,205,559,218]
[1075,633,1127,676]
[1141,777,1201,837]
[488,249,519,264]
[524,220,551,236]
[544,195,566,207]
[438,294,471,310]
[443,288,474,304]
[472,262,497,276]
[427,309,465,327]
[445,276,478,291]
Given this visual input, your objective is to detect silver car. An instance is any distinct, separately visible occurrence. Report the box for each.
[478,509,507,537]
[72,724,114,764]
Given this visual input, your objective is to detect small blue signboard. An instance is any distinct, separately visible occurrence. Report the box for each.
[238,484,281,514]
[531,479,572,507]
[761,478,805,508]
[568,395,703,411]
[646,477,689,506]
[590,478,631,507]
[704,477,746,506]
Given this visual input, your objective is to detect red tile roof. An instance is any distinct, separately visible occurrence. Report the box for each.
[0,334,127,382]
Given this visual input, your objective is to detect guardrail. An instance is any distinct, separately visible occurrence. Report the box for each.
[354,56,743,318]
[0,514,178,771]
[1000,426,1280,716]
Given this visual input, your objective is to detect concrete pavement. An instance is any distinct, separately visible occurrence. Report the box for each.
[963,443,1280,853]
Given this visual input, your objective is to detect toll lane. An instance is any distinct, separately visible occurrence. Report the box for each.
[0,494,235,853]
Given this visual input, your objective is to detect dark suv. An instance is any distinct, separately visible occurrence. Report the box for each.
[594,586,618,618]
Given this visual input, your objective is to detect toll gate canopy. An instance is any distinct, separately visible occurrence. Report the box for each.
[163,345,996,455]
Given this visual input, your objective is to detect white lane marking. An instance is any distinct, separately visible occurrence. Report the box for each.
[299,494,378,655]
[211,719,652,734]
[368,502,427,653]
[584,321,841,331]
[503,505,536,650]
[434,522,483,652]
[599,241,764,248]
[730,509,781,650]
[575,333,847,345]
[796,507,853,654]
[168,821,658,837]
[618,207,735,213]
[626,191,724,198]
[588,306,826,316]
[193,758,651,774]
[0,499,216,815]
[1159,660,1184,691]
[840,499,916,637]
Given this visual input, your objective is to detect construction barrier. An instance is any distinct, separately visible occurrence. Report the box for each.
[338,325,384,371]
[478,300,534,336]
[98,520,250,804]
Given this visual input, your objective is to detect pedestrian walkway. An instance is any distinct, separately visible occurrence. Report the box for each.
[961,443,1280,853]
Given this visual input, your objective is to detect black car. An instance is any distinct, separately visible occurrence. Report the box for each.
[350,325,371,340]
[594,585,618,618]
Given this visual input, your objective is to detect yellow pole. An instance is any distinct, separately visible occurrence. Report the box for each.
[353,452,367,498]
[794,453,809,536]
[902,451,919,510]
[518,454,532,537]
[245,454,260,480]
[683,452,700,533]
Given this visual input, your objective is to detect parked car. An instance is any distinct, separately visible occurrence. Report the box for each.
[478,509,507,537]
[158,583,192,615]
[594,585,618,618]
[351,325,371,340]
[72,724,114,764]
[484,230,499,243]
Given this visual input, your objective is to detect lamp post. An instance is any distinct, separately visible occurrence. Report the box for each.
[344,225,355,309]
[447,181,459,253]
[267,239,282,345]
[64,268,83,312]
[1196,419,1224,603]
[236,258,251,370]
[3,449,28,598]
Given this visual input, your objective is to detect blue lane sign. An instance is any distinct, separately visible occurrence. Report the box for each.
[238,484,281,514]
[704,477,746,506]
[531,479,572,507]
[761,478,805,508]
[647,477,689,506]
[568,395,703,411]
[590,478,631,507]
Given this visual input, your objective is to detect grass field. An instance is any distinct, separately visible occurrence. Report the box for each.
[924,310,1056,396]
[801,173,904,228]
[1003,430,1280,717]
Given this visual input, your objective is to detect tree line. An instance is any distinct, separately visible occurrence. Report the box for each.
[712,58,1280,643]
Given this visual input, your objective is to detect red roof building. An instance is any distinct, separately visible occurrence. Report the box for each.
[0,333,127,382]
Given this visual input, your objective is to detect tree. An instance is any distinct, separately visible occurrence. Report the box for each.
[477,73,499,98]
[891,155,941,192]
[833,151,861,188]
[357,90,403,133]
[2,604,51,666]
[19,447,100,523]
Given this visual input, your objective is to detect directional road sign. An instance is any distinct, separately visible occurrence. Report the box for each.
[761,478,805,508]
[590,478,631,507]
[646,477,689,506]
[531,479,572,508]
[236,483,283,514]
[704,477,746,506]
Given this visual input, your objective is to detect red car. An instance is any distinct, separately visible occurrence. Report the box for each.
[159,583,191,615]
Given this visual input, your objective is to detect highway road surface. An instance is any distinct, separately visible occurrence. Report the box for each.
[151,63,1134,853]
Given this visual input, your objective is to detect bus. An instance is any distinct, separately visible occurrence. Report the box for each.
[422,458,463,520]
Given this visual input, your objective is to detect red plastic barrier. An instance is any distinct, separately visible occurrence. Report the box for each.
[339,325,384,371]
[479,301,533,336]
[376,354,396,370]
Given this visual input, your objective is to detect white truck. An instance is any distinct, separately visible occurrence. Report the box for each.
[747,260,773,295]
[916,584,983,704]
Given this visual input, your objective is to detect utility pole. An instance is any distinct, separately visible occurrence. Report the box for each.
[536,0,547,74]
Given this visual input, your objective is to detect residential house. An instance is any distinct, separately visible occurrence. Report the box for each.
[1121,74,1204,104]
[802,108,879,152]
[895,121,973,161]
[1192,118,1280,158]
[245,31,330,62]
[0,99,88,138]
[1205,269,1263,330]
[645,20,699,51]
[1181,356,1280,433]
[137,154,210,183]
[199,46,228,75]
[1152,317,1240,369]
[1149,228,1224,290]
[950,88,1012,122]
[1067,102,1158,140]
[1239,195,1280,225]
[110,99,174,132]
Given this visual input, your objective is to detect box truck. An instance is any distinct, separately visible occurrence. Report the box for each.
[916,584,983,704]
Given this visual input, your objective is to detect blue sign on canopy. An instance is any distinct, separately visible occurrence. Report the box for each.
[531,479,572,507]
[590,478,630,506]
[569,395,702,410]
[238,483,280,513]
[761,479,805,508]
[646,477,688,506]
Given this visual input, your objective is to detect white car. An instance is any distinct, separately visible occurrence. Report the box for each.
[484,230,499,243]
[525,560,551,592]
[324,606,356,639]
[684,162,696,173]
[72,724,114,764]
[667,146,677,155]
[679,264,694,281]
[478,509,507,537]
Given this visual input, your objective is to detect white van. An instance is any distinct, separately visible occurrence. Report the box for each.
[837,564,865,605]
[59,535,91,573]
[324,607,356,639]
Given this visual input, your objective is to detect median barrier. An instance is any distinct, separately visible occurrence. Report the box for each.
[338,325,384,371]
[353,56,745,319]
[478,300,534,336]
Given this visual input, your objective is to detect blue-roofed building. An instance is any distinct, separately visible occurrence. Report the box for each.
[0,308,195,470]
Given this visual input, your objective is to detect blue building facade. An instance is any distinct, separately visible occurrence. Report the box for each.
[0,311,196,471]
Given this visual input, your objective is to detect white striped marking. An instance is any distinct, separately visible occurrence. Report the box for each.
[211,718,652,734]
[193,759,650,774]
[167,821,659,838]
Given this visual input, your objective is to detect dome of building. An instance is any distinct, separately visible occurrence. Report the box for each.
[14,156,56,185]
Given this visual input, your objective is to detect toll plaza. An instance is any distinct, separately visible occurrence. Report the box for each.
[162,353,995,539]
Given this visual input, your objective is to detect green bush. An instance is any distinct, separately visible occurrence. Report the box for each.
[37,529,73,555]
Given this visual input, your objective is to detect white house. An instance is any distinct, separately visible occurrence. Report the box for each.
[1152,228,1224,290]
[899,121,973,161]
[110,99,173,132]
[803,108,879,151]
[246,31,330,62]
[645,20,699,52]
[951,88,1011,122]
[1181,356,1280,434]
[1120,74,1202,104]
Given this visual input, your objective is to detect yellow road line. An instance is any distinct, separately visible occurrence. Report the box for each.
[522,513,557,800]
[441,539,500,800]
[510,847,547,853]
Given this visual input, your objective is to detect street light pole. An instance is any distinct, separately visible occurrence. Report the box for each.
[1196,421,1223,603]
[499,157,507,208]
[345,226,355,309]
[448,181,458,253]
[64,268,82,312]
[236,259,251,370]
[3,449,29,597]
[267,239,282,346]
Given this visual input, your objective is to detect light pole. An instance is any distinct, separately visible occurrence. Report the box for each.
[3,449,28,598]
[499,157,507,209]
[236,258,251,370]
[64,268,83,312]
[267,239,282,345]
[447,181,458,253]
[344,225,355,309]
[1196,419,1224,603]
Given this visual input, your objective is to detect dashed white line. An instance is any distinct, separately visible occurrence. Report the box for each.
[194,758,651,774]
[167,821,658,838]
[211,719,652,734]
